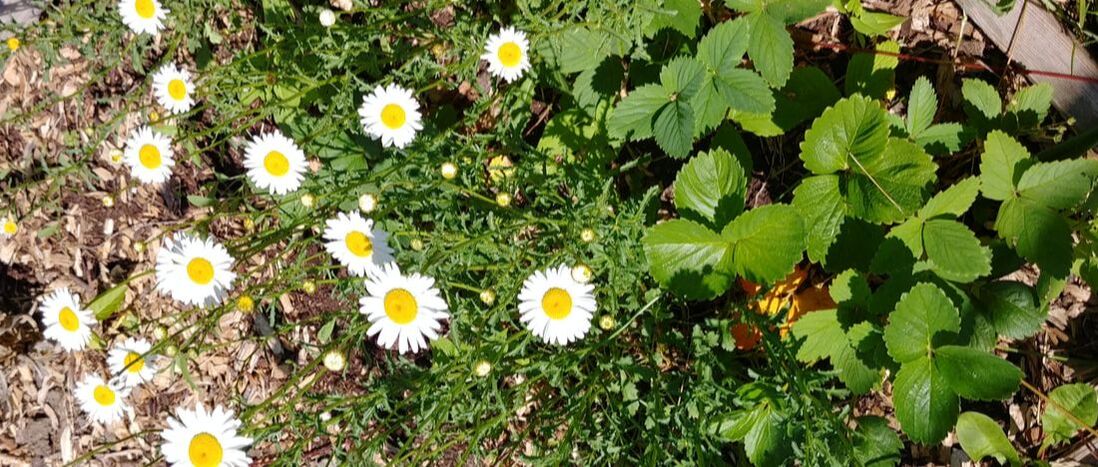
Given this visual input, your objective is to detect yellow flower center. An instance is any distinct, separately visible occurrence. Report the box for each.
[6,37,19,52]
[93,385,115,406]
[58,307,80,331]
[188,432,223,467]
[167,79,187,101]
[541,287,573,320]
[138,144,162,169]
[344,231,373,257]
[124,352,145,373]
[186,258,215,285]
[497,42,522,68]
[2,220,16,235]
[135,0,156,19]
[383,288,417,324]
[380,103,406,130]
[263,151,290,177]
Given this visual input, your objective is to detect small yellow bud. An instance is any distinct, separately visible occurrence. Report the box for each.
[410,238,425,251]
[323,350,346,371]
[237,296,255,313]
[479,289,496,306]
[101,195,115,207]
[133,241,146,253]
[153,326,168,340]
[148,110,160,123]
[488,155,514,182]
[580,228,596,243]
[474,360,492,377]
[108,148,124,164]
[358,193,378,213]
[164,344,178,357]
[300,193,315,208]
[303,280,317,294]
[495,192,511,207]
[2,217,17,236]
[571,264,593,283]
[440,162,458,180]
[599,315,616,330]
[6,37,19,52]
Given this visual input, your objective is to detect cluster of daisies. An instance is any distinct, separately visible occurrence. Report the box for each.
[38,286,252,466]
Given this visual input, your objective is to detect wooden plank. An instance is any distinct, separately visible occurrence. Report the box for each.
[956,0,1098,127]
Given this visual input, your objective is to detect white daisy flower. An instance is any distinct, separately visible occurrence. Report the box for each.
[322,211,394,277]
[358,83,422,149]
[108,337,159,387]
[518,264,596,345]
[481,27,531,83]
[40,288,96,351]
[152,64,195,115]
[155,233,237,307]
[123,126,175,184]
[161,404,253,467]
[242,130,308,195]
[359,264,449,354]
[75,374,131,425]
[118,0,167,35]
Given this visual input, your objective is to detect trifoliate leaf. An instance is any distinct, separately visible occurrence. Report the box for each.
[962,79,1002,119]
[608,84,667,141]
[884,283,960,363]
[934,345,1022,400]
[1017,159,1098,210]
[793,175,845,263]
[643,219,734,300]
[843,138,936,224]
[747,12,794,87]
[975,281,1045,340]
[800,95,890,174]
[956,412,1022,467]
[1007,82,1053,122]
[980,130,1030,201]
[653,100,695,158]
[906,76,937,137]
[852,416,903,467]
[1041,383,1098,449]
[893,356,960,444]
[996,197,1073,278]
[922,219,992,283]
[674,148,747,228]
[722,204,806,284]
[919,177,981,219]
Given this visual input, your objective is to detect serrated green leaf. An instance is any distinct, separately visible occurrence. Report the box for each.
[962,79,1002,119]
[852,416,903,467]
[747,12,794,87]
[1041,383,1098,448]
[722,204,806,284]
[1007,82,1053,122]
[89,283,129,321]
[674,148,747,227]
[884,283,960,363]
[647,0,702,37]
[980,130,1030,201]
[793,175,846,263]
[716,405,764,441]
[915,123,966,154]
[732,66,839,137]
[643,219,734,300]
[845,41,899,99]
[555,27,624,74]
[696,19,749,73]
[976,281,1045,340]
[791,309,846,363]
[996,197,1073,278]
[572,58,625,114]
[1017,159,1098,209]
[906,76,937,137]
[660,57,706,101]
[893,356,959,444]
[744,407,792,467]
[800,95,890,174]
[653,100,695,158]
[831,269,872,305]
[824,218,885,273]
[956,412,1022,467]
[850,11,906,36]
[935,345,1022,400]
[920,177,981,219]
[844,138,937,224]
[922,219,992,282]
[838,322,886,393]
[608,84,667,141]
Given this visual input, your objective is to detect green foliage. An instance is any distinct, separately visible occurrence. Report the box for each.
[956,412,1021,466]
[1041,383,1098,449]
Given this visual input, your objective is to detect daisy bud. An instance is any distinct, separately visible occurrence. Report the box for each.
[108,148,124,164]
[440,162,458,180]
[153,326,168,340]
[474,360,492,377]
[133,240,146,253]
[479,289,496,306]
[599,315,616,330]
[164,344,178,357]
[410,238,425,251]
[148,110,159,123]
[237,296,255,313]
[571,264,593,283]
[495,192,511,207]
[101,195,115,208]
[300,193,316,208]
[6,37,19,52]
[358,193,378,213]
[323,350,345,371]
[303,280,317,294]
[320,411,332,422]
[580,228,596,243]
[243,217,256,232]
[319,9,336,27]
